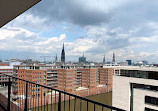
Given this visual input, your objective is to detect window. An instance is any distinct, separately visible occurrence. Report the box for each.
[145,96,158,106]
[145,107,157,111]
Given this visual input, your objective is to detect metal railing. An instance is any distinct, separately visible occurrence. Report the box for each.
[0,74,126,111]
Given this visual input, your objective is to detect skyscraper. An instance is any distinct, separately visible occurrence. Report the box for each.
[112,51,115,64]
[103,55,105,64]
[61,43,65,62]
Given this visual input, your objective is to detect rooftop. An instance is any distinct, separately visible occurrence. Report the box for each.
[104,66,158,72]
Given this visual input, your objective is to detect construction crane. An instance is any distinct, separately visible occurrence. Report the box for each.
[40,56,53,63]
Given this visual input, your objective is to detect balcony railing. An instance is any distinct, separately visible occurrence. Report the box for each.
[0,74,126,111]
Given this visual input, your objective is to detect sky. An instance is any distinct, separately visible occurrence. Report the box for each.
[1,0,158,63]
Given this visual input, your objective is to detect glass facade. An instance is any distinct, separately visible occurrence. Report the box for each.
[145,107,157,111]
[120,69,158,80]
[145,96,158,106]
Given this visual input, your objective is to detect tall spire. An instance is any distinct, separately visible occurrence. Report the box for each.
[83,53,84,57]
[61,43,65,62]
[55,54,58,62]
[112,51,115,64]
[63,42,64,50]
[103,55,105,64]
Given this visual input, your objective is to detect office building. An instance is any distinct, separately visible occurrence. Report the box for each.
[142,60,148,65]
[126,60,132,65]
[112,66,158,111]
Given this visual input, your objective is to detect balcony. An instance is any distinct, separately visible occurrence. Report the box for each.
[47,74,57,77]
[47,78,57,81]
[0,74,125,111]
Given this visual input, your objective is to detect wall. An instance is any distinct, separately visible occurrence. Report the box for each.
[0,93,20,111]
[133,89,158,111]
[113,76,158,111]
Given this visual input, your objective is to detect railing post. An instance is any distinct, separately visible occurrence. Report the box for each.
[7,77,11,111]
[24,82,28,111]
[58,92,61,111]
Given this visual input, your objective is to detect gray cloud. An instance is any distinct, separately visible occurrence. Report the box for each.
[110,0,158,36]
[2,0,158,63]
[28,0,111,27]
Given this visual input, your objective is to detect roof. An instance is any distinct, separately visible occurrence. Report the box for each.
[104,66,158,72]
[0,0,41,27]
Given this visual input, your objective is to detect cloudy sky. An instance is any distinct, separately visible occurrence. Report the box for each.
[1,0,158,63]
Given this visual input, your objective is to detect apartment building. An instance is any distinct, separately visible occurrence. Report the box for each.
[112,67,158,111]
[13,64,51,86]
[98,68,113,92]
[81,69,97,88]
[81,69,97,95]
[13,64,113,96]
[0,66,13,86]
[75,68,82,87]
[17,69,45,98]
[57,69,75,93]
[46,68,58,88]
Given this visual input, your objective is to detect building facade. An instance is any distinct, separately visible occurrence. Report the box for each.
[98,68,113,92]
[46,68,58,88]
[79,54,86,63]
[113,68,158,111]
[17,69,45,98]
[0,66,13,86]
[57,69,75,93]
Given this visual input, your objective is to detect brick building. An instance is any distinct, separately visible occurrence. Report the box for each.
[74,68,82,88]
[57,69,75,93]
[0,66,13,86]
[46,68,58,88]
[81,69,97,95]
[17,69,45,109]
[17,69,45,98]
[98,68,113,92]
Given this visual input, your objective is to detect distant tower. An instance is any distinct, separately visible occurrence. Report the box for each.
[79,53,86,63]
[103,55,105,64]
[55,54,58,62]
[61,43,65,62]
[112,51,115,64]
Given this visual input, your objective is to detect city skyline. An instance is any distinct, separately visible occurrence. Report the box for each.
[0,0,158,63]
[0,0,158,111]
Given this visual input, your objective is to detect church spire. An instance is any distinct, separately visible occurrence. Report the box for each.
[61,43,65,62]
[103,55,105,64]
[62,42,64,50]
[112,51,115,64]
[55,54,58,62]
